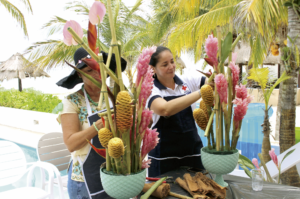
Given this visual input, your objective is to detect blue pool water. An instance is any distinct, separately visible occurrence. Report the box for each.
[196,103,280,162]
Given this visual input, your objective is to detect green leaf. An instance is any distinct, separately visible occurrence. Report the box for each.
[247,68,269,90]
[282,149,295,163]
[239,164,252,178]
[221,32,233,63]
[238,154,255,170]
[265,71,291,103]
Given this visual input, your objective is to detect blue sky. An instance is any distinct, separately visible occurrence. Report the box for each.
[0,0,205,94]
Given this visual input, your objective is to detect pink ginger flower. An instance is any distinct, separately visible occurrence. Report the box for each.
[205,34,218,67]
[229,61,240,89]
[141,159,152,169]
[139,68,154,108]
[252,158,260,169]
[232,98,248,129]
[63,20,83,46]
[136,46,157,87]
[141,128,159,160]
[235,84,248,100]
[215,74,228,104]
[269,148,279,168]
[139,109,153,136]
[89,1,106,25]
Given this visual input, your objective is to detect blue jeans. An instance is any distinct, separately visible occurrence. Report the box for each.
[67,161,89,199]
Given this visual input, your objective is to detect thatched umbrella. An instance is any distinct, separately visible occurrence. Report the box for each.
[0,53,50,91]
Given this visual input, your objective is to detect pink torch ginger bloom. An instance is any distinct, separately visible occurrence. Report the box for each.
[141,128,159,160]
[141,159,152,169]
[215,74,228,104]
[235,84,248,100]
[63,20,83,46]
[252,158,260,169]
[89,1,106,25]
[205,34,218,67]
[232,98,248,129]
[229,61,240,89]
[139,68,154,108]
[269,148,279,168]
[136,46,157,87]
[139,109,153,136]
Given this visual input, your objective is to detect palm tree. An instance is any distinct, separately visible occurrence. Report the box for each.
[276,1,300,187]
[25,0,153,90]
[163,0,300,186]
[1,0,33,37]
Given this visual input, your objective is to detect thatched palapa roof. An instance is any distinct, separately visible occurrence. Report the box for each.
[225,41,281,65]
[0,53,50,81]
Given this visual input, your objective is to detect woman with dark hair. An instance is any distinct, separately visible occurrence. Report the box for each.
[57,47,126,199]
[147,46,207,177]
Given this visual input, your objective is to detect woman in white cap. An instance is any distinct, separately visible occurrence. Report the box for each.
[57,47,126,199]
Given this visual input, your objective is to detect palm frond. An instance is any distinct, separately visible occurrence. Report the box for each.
[247,67,269,90]
[167,4,237,60]
[65,1,90,15]
[18,0,33,13]
[1,0,29,37]
[26,40,81,70]
[264,71,291,104]
[41,16,67,37]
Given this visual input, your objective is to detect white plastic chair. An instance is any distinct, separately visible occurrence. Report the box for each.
[37,132,71,198]
[0,140,55,199]
[229,142,300,179]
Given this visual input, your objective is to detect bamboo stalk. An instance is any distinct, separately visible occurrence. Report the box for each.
[106,150,111,171]
[104,117,112,171]
[98,54,116,137]
[204,109,215,137]
[221,111,224,150]
[210,127,215,149]
[258,153,273,182]
[110,157,116,173]
[98,109,114,117]
[122,130,131,174]
[67,27,119,83]
[131,85,137,172]
[114,157,122,174]
[97,92,103,111]
[107,0,125,91]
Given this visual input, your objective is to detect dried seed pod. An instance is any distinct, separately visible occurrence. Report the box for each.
[200,85,214,107]
[98,128,113,148]
[108,137,124,158]
[116,91,132,132]
[200,100,209,118]
[193,108,208,131]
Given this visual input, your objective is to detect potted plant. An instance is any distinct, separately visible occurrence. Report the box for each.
[193,23,253,187]
[62,1,159,198]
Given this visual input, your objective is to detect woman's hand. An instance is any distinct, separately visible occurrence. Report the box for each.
[205,78,215,91]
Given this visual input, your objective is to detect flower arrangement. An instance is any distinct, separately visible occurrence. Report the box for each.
[62,0,158,175]
[194,26,253,152]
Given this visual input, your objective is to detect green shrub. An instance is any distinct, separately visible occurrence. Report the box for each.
[0,88,62,113]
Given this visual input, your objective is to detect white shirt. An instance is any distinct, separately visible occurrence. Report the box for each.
[147,71,206,128]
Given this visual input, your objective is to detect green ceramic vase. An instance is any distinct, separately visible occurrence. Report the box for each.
[100,168,146,199]
[201,147,239,187]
